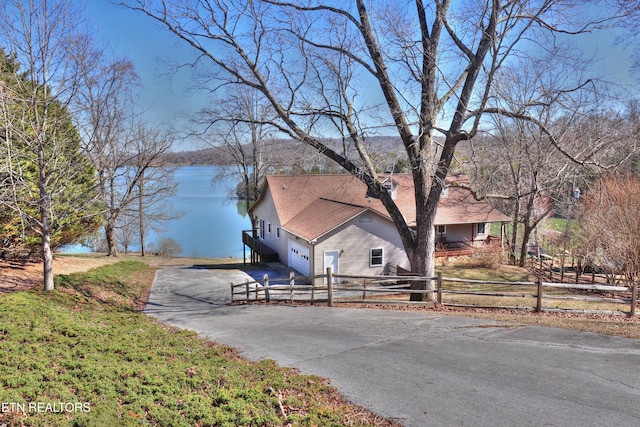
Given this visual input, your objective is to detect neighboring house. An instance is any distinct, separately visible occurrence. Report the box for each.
[245,174,510,281]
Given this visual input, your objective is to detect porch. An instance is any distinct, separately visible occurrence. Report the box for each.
[435,235,502,258]
[242,230,279,265]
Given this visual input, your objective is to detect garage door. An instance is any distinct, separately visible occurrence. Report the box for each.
[288,240,310,276]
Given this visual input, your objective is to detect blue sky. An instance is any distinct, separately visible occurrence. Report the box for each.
[84,1,636,152]
[85,1,204,151]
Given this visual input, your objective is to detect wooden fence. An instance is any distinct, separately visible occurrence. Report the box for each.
[529,250,636,287]
[231,268,639,317]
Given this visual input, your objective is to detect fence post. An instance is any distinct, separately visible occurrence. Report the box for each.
[230,282,234,303]
[289,271,295,303]
[536,277,543,313]
[327,267,334,307]
[245,279,250,301]
[363,280,367,301]
[437,272,443,305]
[631,281,637,317]
[263,274,270,302]
[311,280,315,305]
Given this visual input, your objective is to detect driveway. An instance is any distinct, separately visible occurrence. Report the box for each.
[146,266,640,426]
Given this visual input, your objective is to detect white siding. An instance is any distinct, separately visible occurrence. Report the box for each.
[250,187,290,262]
[313,213,409,283]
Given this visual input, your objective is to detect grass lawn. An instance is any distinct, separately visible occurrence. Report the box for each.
[0,260,395,427]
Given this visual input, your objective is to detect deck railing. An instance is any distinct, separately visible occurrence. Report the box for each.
[242,230,278,265]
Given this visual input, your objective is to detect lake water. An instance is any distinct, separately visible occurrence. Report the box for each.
[64,165,252,259]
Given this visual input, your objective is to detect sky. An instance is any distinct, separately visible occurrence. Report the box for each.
[83,1,637,152]
[84,1,205,151]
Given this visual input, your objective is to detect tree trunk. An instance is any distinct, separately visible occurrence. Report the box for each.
[408,223,436,301]
[105,220,118,257]
[509,201,520,265]
[244,171,250,213]
[38,144,55,291]
[518,223,534,268]
[41,226,55,291]
[407,170,438,302]
[138,176,146,257]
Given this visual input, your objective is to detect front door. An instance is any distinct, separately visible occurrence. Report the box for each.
[323,250,339,283]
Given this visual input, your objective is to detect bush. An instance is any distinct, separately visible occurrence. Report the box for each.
[464,244,503,269]
[156,237,183,257]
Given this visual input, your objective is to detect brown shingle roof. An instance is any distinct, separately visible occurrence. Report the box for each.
[282,199,369,241]
[254,174,509,241]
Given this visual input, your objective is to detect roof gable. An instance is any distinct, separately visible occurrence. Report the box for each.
[282,199,373,241]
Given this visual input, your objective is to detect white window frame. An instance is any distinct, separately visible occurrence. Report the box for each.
[268,222,272,234]
[370,248,384,267]
[259,219,265,240]
[437,225,446,234]
[276,227,281,239]
[476,222,487,235]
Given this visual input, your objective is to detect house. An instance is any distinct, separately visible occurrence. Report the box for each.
[245,174,510,280]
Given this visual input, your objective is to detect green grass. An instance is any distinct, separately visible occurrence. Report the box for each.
[0,261,391,426]
[544,217,579,234]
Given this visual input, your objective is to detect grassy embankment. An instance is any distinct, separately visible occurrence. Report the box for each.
[0,260,395,427]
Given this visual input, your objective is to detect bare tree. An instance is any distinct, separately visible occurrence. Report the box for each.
[75,47,177,257]
[466,53,631,266]
[196,86,276,210]
[111,154,181,257]
[121,0,622,300]
[131,127,181,257]
[578,173,640,283]
[0,0,101,290]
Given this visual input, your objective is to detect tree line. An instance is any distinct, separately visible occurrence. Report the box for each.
[0,1,178,290]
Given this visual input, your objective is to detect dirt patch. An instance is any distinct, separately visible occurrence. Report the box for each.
[0,255,122,292]
[0,255,243,293]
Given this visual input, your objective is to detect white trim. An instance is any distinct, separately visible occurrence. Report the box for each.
[370,247,384,267]
[476,222,487,236]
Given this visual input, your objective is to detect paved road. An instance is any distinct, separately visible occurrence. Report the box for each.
[146,266,640,426]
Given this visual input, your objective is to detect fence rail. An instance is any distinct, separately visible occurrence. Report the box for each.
[230,268,638,317]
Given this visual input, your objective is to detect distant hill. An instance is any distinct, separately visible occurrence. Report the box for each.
[160,147,234,166]
[161,136,406,166]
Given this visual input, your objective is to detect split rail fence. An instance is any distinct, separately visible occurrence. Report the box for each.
[231,267,639,317]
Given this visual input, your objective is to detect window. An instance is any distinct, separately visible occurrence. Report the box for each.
[370,248,383,267]
[276,227,281,239]
[476,222,487,235]
[359,213,373,223]
[268,223,272,234]
[259,219,265,239]
[437,225,446,234]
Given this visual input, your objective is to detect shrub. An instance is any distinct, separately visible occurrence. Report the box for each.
[464,244,503,269]
[156,237,183,257]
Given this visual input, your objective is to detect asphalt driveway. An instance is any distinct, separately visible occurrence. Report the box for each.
[145,265,640,426]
